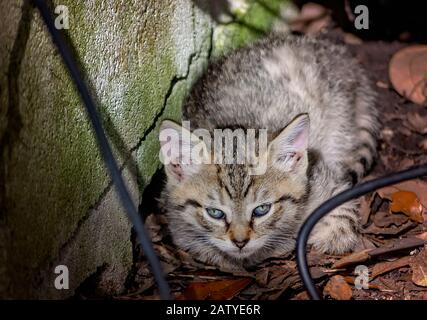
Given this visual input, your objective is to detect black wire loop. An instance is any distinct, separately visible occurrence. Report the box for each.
[32,0,427,302]
[32,0,171,299]
[296,164,427,300]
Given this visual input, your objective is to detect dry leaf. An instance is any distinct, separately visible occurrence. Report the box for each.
[305,16,331,35]
[292,291,309,300]
[410,249,427,287]
[376,80,389,89]
[332,249,371,269]
[360,195,373,226]
[407,111,427,134]
[290,3,330,35]
[343,276,385,291]
[419,138,427,150]
[361,220,416,235]
[323,275,352,300]
[373,211,408,228]
[377,180,427,214]
[389,45,427,105]
[390,191,424,223]
[344,32,363,45]
[371,256,412,279]
[354,237,377,251]
[333,237,426,269]
[178,278,252,300]
[310,267,327,280]
[297,3,327,21]
[416,232,427,241]
[369,237,426,256]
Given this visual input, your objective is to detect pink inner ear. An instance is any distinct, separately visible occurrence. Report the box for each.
[292,125,309,151]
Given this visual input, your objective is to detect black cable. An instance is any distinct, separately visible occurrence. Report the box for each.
[32,0,171,299]
[296,164,427,300]
[31,0,427,303]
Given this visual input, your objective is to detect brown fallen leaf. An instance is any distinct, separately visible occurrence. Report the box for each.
[370,237,426,256]
[371,256,412,279]
[310,267,327,280]
[361,220,416,235]
[419,138,427,150]
[177,278,252,300]
[377,180,427,206]
[410,248,427,287]
[332,249,371,269]
[290,2,331,35]
[390,191,424,223]
[296,2,327,21]
[407,111,427,134]
[291,291,310,300]
[373,211,408,228]
[354,237,377,252]
[290,2,327,29]
[305,16,331,35]
[333,237,426,269]
[360,195,373,226]
[377,180,427,220]
[376,80,389,89]
[323,275,352,300]
[343,276,386,291]
[389,45,427,105]
[263,264,297,289]
[417,232,427,241]
[343,32,363,45]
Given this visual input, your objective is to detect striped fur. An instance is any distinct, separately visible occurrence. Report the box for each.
[159,34,379,269]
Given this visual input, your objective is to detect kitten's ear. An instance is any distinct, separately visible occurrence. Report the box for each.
[268,114,310,173]
[159,120,208,183]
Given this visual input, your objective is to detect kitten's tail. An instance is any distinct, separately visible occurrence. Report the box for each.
[345,86,379,185]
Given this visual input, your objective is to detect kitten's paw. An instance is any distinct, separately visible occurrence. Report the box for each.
[308,202,360,254]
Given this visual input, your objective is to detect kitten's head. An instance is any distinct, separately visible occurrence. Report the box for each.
[158,114,310,266]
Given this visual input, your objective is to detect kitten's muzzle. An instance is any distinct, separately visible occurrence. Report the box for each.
[232,238,249,249]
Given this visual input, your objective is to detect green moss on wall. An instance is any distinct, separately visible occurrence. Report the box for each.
[213,0,288,57]
[0,0,289,298]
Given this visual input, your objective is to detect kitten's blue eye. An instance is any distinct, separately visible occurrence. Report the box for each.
[252,203,272,217]
[206,208,225,219]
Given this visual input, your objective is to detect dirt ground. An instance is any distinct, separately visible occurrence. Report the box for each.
[81,7,427,301]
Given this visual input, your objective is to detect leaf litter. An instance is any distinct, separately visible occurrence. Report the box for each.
[114,4,427,301]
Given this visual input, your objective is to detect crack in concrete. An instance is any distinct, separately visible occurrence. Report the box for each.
[53,153,134,265]
[54,29,205,273]
[128,8,213,156]
[207,25,215,61]
[64,1,215,233]
[129,52,201,155]
[40,2,215,293]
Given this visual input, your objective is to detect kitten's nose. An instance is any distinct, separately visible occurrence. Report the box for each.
[232,238,249,249]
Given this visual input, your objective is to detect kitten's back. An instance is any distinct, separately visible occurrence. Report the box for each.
[183,34,378,175]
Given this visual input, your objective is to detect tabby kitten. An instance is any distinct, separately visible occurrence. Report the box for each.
[158,34,378,270]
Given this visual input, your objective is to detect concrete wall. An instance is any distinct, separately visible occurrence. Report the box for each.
[0,0,289,298]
